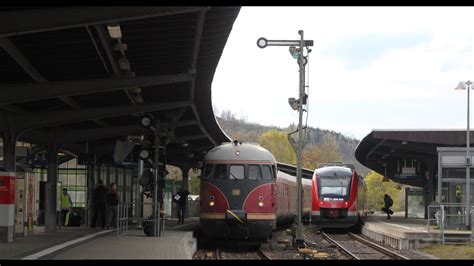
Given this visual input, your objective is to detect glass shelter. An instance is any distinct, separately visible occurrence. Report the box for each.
[437,147,474,228]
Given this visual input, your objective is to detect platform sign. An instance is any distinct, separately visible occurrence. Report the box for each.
[164,180,181,193]
[393,174,423,181]
[26,149,47,167]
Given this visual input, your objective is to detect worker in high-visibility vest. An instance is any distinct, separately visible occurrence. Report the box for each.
[61,188,73,226]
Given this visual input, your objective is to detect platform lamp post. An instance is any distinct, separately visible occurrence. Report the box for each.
[455,80,473,228]
[257,31,313,248]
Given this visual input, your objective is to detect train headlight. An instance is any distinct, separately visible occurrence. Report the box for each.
[344,202,348,206]
[209,195,215,206]
[258,196,264,207]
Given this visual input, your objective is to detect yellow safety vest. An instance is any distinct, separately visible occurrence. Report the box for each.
[61,194,71,209]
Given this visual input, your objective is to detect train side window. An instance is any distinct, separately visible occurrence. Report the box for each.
[248,165,261,180]
[203,164,214,179]
[229,165,245,180]
[262,165,273,180]
[214,164,227,180]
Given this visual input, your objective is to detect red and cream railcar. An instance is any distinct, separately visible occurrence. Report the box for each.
[275,171,312,225]
[199,141,312,241]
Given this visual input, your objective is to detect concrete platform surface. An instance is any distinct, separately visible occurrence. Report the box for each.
[0,227,103,259]
[0,217,199,260]
[51,228,197,260]
[367,213,428,233]
[362,213,471,250]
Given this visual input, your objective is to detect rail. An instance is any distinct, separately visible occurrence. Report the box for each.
[215,248,221,260]
[321,232,359,260]
[214,248,271,260]
[321,232,409,260]
[257,249,272,260]
[348,232,409,260]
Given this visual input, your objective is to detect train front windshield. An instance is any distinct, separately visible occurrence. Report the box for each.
[202,164,276,180]
[317,171,352,201]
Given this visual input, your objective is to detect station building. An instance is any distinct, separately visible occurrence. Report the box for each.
[355,129,474,227]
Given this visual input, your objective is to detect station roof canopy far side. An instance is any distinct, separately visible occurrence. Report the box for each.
[355,129,474,187]
[0,6,240,169]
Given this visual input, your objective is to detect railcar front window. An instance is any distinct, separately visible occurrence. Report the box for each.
[262,165,273,180]
[203,164,214,179]
[318,175,352,200]
[229,165,245,180]
[248,165,261,180]
[214,164,227,180]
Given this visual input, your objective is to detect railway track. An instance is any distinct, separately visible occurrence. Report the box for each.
[215,248,271,260]
[321,232,409,260]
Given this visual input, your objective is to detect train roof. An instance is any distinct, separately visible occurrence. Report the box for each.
[204,142,277,163]
[315,166,353,176]
[317,162,355,170]
[277,170,312,186]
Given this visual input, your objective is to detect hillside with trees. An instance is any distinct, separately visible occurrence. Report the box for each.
[215,110,405,210]
[216,110,369,175]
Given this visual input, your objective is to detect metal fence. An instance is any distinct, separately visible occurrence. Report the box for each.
[117,202,164,237]
[427,204,445,243]
[427,203,472,244]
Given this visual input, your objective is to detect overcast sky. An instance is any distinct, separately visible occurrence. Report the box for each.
[211,7,474,140]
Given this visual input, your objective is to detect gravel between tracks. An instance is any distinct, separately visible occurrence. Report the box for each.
[258,230,305,260]
[194,225,440,260]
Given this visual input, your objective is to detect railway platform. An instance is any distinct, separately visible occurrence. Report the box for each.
[0,226,106,259]
[1,218,198,260]
[362,212,471,250]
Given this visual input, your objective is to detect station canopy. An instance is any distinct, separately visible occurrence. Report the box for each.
[355,129,474,187]
[0,7,241,169]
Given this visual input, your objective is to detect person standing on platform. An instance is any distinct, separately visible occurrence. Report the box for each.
[60,188,73,226]
[173,188,190,224]
[106,183,120,229]
[383,194,394,219]
[91,179,108,229]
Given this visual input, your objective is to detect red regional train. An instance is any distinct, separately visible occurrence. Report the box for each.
[311,162,367,230]
[199,141,312,241]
